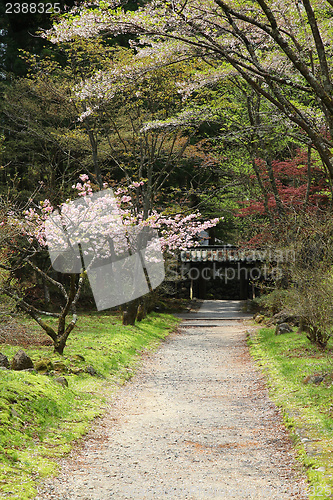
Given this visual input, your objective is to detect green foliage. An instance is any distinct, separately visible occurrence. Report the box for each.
[286,279,333,349]
[283,214,333,348]
[253,288,291,316]
[0,72,80,202]
[248,211,333,348]
[0,0,76,77]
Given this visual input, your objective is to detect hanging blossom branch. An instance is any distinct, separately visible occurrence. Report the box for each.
[23,174,220,254]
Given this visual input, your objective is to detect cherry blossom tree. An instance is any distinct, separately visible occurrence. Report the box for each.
[0,175,219,352]
[44,0,333,182]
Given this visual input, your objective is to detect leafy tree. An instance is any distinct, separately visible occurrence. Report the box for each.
[0,0,77,76]
[1,43,219,215]
[45,0,333,182]
[0,59,86,201]
[272,212,333,348]
[238,147,331,216]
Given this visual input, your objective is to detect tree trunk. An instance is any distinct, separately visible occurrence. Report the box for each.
[42,276,50,305]
[136,299,147,322]
[122,299,139,325]
[5,273,80,355]
[251,159,272,219]
[304,143,312,207]
[265,159,285,217]
[54,339,66,355]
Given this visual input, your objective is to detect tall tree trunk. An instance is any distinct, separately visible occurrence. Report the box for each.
[122,299,139,326]
[86,127,103,189]
[265,159,285,217]
[304,143,312,207]
[42,276,50,306]
[251,159,272,220]
[136,298,147,322]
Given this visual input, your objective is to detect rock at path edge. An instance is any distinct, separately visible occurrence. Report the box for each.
[11,350,34,371]
[0,353,10,369]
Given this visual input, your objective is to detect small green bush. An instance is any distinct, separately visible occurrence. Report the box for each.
[253,288,290,315]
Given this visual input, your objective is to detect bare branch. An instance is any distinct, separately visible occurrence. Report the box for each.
[26,259,69,300]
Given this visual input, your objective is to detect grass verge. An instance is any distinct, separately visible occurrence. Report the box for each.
[0,311,179,499]
[248,325,333,500]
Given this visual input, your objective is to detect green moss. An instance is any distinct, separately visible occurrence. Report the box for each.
[248,326,333,500]
[0,311,179,498]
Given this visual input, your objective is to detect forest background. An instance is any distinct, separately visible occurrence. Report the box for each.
[1,0,333,347]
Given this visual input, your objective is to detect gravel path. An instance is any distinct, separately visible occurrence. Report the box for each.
[36,301,308,499]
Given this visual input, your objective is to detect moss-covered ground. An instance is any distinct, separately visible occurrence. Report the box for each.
[0,311,179,499]
[248,325,333,500]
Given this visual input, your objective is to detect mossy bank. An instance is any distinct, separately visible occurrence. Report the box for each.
[248,325,333,500]
[0,311,179,499]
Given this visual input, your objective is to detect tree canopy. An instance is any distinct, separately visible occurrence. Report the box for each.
[1,0,333,342]
[44,0,333,180]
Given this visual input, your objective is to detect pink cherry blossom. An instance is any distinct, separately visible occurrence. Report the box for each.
[19,176,221,258]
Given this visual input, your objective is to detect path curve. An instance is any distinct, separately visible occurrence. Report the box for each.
[36,300,308,499]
